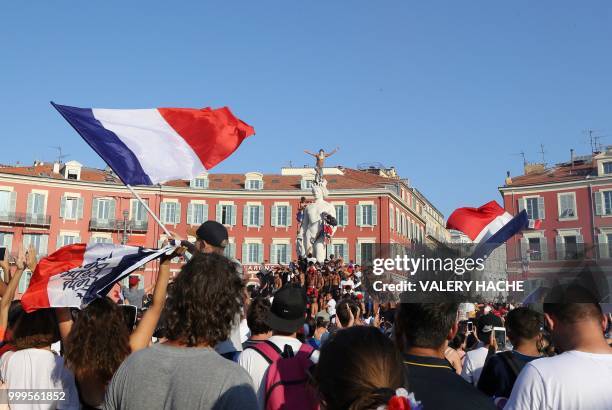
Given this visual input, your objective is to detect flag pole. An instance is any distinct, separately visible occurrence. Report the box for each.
[125,184,173,239]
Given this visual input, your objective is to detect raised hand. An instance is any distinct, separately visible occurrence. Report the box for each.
[26,244,37,271]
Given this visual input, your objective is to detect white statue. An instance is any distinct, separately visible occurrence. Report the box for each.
[297,179,337,263]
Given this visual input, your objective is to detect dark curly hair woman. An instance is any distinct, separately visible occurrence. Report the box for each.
[104,252,258,410]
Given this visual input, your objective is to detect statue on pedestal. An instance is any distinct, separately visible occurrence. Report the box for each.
[297,179,337,263]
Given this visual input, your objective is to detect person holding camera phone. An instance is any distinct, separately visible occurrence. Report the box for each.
[461,313,503,386]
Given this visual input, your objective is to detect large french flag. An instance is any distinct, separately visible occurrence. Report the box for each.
[51,102,255,186]
[446,201,529,258]
[21,243,172,312]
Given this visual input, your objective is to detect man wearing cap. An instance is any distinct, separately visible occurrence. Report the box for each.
[461,313,503,386]
[238,284,319,408]
[183,220,245,361]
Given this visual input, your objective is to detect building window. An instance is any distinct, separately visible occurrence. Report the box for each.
[604,162,612,175]
[131,200,147,222]
[271,243,289,264]
[608,233,612,258]
[358,242,374,265]
[191,177,209,189]
[301,179,313,190]
[558,193,576,219]
[563,236,579,259]
[187,203,208,225]
[23,234,48,256]
[94,198,115,221]
[27,192,45,217]
[67,170,78,180]
[219,204,235,225]
[223,242,236,259]
[246,179,263,190]
[334,205,348,227]
[528,238,541,261]
[274,205,289,227]
[389,207,394,230]
[160,202,180,224]
[61,196,83,220]
[333,243,348,261]
[357,204,376,226]
[58,234,80,248]
[246,243,262,264]
[249,206,260,226]
[0,191,15,216]
[604,191,612,215]
[525,197,544,220]
[0,232,13,253]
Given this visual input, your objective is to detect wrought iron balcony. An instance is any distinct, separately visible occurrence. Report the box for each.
[89,218,148,232]
[0,212,51,228]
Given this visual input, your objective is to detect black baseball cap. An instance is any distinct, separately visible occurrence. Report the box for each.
[477,313,503,334]
[265,285,307,333]
[194,221,228,248]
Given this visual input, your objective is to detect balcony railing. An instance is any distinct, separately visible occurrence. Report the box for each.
[0,212,51,228]
[89,218,148,232]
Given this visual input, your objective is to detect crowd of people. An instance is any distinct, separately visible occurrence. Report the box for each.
[0,220,610,409]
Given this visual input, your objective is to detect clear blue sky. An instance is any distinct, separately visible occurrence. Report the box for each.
[1,1,611,217]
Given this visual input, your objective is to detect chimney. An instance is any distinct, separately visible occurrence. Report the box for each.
[52,162,61,174]
[524,163,545,175]
[505,171,512,185]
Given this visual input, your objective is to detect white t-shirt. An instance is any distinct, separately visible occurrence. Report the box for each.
[505,350,612,410]
[237,335,319,409]
[461,345,489,386]
[326,299,337,316]
[0,348,79,410]
[340,279,354,293]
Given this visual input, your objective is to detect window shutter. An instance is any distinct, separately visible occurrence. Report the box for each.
[131,200,138,220]
[189,179,196,188]
[342,205,348,226]
[160,202,167,224]
[202,204,208,222]
[356,241,362,265]
[540,237,548,261]
[231,205,237,226]
[109,199,116,220]
[520,237,529,259]
[270,244,277,264]
[27,193,34,215]
[40,235,48,256]
[60,196,66,218]
[597,234,609,258]
[75,234,81,244]
[287,205,292,227]
[326,244,333,258]
[576,234,584,255]
[242,243,248,263]
[9,192,16,214]
[518,198,526,213]
[258,205,264,227]
[175,203,182,224]
[77,198,84,219]
[356,205,362,226]
[216,204,223,222]
[286,243,292,263]
[186,203,193,225]
[258,244,264,263]
[389,208,394,230]
[243,205,249,226]
[372,204,378,226]
[537,197,545,220]
[271,205,277,227]
[92,198,99,219]
[57,235,63,249]
[4,234,12,253]
[228,243,236,258]
[556,236,565,260]
[594,192,604,215]
[343,244,349,262]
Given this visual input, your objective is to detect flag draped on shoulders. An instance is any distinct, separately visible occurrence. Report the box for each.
[51,102,255,186]
[21,243,173,312]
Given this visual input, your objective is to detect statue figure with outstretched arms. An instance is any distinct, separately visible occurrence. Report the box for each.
[297,179,337,263]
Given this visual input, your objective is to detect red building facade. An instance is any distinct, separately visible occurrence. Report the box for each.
[499,149,612,294]
[0,161,429,292]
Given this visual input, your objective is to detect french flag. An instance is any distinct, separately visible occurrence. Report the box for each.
[446,201,529,258]
[51,102,255,186]
[21,243,172,312]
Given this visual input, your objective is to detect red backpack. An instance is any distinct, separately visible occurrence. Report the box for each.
[249,341,319,410]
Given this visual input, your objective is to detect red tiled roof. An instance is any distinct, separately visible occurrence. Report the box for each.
[0,163,397,191]
[506,162,594,187]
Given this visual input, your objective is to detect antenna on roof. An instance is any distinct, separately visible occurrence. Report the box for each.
[539,144,547,165]
[583,129,606,155]
[50,146,69,164]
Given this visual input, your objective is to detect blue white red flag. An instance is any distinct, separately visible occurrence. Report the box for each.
[51,102,255,186]
[446,201,529,258]
[21,243,173,312]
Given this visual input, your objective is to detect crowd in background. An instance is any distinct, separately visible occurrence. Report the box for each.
[0,220,610,410]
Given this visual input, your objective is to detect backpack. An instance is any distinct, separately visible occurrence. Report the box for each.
[249,341,319,410]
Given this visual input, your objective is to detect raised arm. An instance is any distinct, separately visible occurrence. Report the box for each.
[304,150,317,157]
[325,147,339,157]
[0,249,26,341]
[129,247,181,351]
[0,252,10,297]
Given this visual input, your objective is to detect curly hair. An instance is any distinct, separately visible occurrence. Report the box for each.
[163,252,243,347]
[64,297,131,385]
[246,297,271,336]
[12,309,60,350]
[314,326,405,410]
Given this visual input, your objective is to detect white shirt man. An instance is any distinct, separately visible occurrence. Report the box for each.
[326,298,337,317]
[461,343,489,386]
